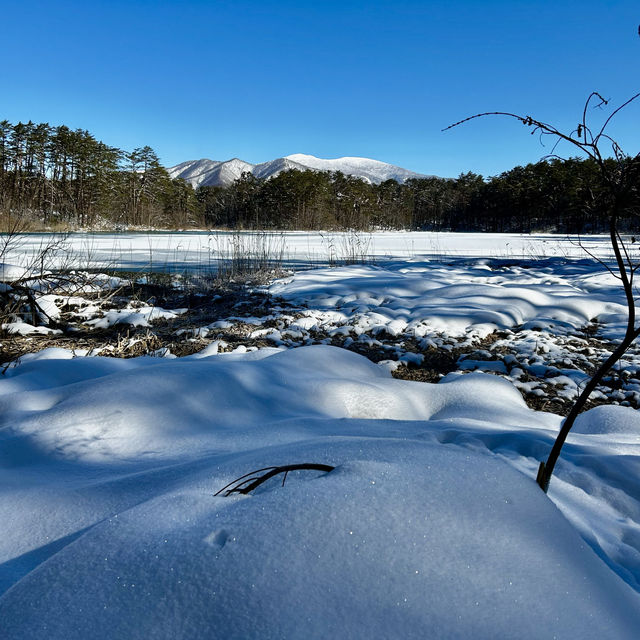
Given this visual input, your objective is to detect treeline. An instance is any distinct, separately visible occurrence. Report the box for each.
[0,119,200,228]
[1,119,635,232]
[198,158,636,233]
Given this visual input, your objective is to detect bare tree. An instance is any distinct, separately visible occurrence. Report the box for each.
[445,91,640,492]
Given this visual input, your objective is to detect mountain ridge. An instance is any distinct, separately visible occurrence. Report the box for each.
[168,154,429,188]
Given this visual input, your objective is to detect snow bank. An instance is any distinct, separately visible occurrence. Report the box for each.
[1,345,640,638]
[2,441,639,640]
[0,346,550,463]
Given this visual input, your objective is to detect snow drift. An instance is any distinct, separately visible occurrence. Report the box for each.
[1,345,640,638]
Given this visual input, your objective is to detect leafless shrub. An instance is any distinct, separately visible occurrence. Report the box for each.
[446,91,640,492]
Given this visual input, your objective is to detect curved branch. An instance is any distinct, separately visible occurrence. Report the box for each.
[594,92,640,145]
[537,323,640,491]
[214,463,335,496]
[442,111,531,131]
[444,111,598,161]
[446,91,640,493]
[581,94,607,145]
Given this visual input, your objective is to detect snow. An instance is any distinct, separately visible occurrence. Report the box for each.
[168,153,427,187]
[2,232,640,637]
[0,230,618,275]
[86,304,187,329]
[269,261,627,346]
[1,344,640,637]
[0,263,29,282]
[285,152,430,183]
[169,158,256,188]
[34,294,61,321]
[1,321,61,336]
[573,404,640,437]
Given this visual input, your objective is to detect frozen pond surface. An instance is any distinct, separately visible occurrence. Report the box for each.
[2,230,618,273]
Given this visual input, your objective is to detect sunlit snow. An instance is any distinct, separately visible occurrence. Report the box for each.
[1,232,640,638]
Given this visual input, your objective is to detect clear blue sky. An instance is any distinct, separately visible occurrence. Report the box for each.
[3,0,639,177]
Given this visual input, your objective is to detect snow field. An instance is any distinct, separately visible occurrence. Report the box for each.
[1,345,640,638]
[2,233,640,637]
[0,231,618,274]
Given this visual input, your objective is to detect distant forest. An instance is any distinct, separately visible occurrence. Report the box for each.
[1,119,636,233]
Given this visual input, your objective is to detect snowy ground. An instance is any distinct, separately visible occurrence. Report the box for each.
[1,233,640,638]
[1,230,619,273]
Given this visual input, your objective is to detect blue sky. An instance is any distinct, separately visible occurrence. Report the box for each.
[3,0,639,177]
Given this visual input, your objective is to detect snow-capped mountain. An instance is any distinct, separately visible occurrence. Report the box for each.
[167,158,254,188]
[168,154,427,188]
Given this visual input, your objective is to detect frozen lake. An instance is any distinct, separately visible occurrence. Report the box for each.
[1,230,617,273]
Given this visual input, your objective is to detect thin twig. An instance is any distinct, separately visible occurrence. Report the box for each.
[214,463,335,496]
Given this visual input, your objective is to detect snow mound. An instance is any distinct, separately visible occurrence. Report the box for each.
[2,441,639,639]
[2,345,640,638]
[86,305,187,329]
[0,345,547,463]
[0,262,29,282]
[573,404,640,438]
[1,321,61,336]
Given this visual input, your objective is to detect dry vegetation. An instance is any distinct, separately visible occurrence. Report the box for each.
[2,267,637,417]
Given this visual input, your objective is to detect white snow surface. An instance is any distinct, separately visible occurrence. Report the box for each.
[0,231,618,274]
[168,153,428,187]
[1,321,61,336]
[1,344,640,638]
[85,304,187,329]
[268,260,632,350]
[3,233,640,637]
[0,262,29,282]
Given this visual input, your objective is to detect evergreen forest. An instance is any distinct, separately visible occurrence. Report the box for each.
[1,119,636,233]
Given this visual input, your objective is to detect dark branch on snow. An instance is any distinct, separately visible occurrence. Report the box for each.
[214,463,335,496]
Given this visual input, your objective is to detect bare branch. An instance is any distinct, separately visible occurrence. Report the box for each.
[214,463,335,496]
[442,111,532,132]
[447,91,640,493]
[444,110,598,161]
[594,92,640,145]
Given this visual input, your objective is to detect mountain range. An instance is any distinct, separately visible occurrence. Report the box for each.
[168,153,428,188]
